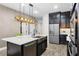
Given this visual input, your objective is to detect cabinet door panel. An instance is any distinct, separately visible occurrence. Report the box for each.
[7,42,22,56]
[49,12,60,24]
[60,11,70,28]
[37,44,42,56]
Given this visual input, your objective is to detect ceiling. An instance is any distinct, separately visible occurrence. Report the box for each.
[0,3,73,18]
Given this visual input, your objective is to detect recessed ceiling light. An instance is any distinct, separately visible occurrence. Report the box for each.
[21,3,25,6]
[54,5,58,9]
[34,10,39,14]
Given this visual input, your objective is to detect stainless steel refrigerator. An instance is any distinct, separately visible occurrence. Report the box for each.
[49,24,59,44]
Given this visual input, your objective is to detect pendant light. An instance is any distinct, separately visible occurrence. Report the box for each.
[28,3,33,34]
[28,3,34,24]
[19,3,22,34]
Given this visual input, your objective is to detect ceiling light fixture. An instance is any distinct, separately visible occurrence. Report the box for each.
[54,5,58,9]
[21,3,25,7]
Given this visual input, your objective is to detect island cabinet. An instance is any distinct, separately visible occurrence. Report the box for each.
[7,40,37,56]
[7,42,23,56]
[37,37,47,56]
[23,41,37,56]
[7,36,47,56]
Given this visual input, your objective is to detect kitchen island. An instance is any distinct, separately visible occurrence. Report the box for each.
[2,35,47,56]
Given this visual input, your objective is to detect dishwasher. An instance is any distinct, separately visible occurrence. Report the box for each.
[23,41,36,56]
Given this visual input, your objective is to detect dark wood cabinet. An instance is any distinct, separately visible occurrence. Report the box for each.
[42,37,47,53]
[7,41,37,56]
[49,11,71,28]
[60,11,71,28]
[49,12,60,24]
[7,42,22,56]
[59,34,67,44]
[37,37,47,56]
[37,43,42,56]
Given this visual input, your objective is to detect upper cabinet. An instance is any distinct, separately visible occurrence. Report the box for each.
[49,11,71,28]
[49,12,60,24]
[60,11,71,28]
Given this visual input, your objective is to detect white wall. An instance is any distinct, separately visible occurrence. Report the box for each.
[36,23,42,34]
[0,5,21,48]
[42,14,49,35]
[42,14,49,45]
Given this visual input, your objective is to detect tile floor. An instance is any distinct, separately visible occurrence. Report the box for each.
[42,44,67,56]
[0,44,67,56]
[0,48,7,56]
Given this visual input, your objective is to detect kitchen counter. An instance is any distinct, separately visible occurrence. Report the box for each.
[2,35,46,45]
[1,35,47,56]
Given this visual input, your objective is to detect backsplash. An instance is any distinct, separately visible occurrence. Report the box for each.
[60,28,70,35]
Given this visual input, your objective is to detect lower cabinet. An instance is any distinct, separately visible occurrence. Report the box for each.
[42,39,47,51]
[7,37,47,56]
[7,41,37,56]
[7,42,22,56]
[59,34,67,44]
[37,37,47,56]
[37,43,42,56]
[23,41,36,56]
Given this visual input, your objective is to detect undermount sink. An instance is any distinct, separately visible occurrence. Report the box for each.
[33,36,43,38]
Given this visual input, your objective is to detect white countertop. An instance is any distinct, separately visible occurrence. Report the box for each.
[2,35,46,45]
[60,28,70,35]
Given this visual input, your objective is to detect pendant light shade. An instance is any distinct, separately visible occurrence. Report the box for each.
[15,3,35,24]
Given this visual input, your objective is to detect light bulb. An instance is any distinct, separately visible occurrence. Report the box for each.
[21,17,24,20]
[25,18,27,21]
